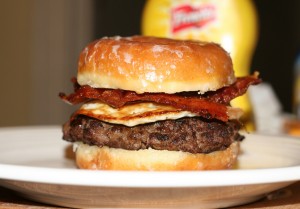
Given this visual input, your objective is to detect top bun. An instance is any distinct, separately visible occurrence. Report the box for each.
[77,36,236,94]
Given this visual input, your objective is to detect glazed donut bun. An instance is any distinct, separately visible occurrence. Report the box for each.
[74,141,240,171]
[60,35,255,171]
[77,36,236,94]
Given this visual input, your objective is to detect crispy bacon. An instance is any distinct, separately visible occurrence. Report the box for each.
[59,73,261,122]
[205,72,261,104]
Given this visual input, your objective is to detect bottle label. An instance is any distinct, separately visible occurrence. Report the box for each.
[171,4,216,34]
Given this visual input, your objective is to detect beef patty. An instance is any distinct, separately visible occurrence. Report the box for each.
[63,115,243,154]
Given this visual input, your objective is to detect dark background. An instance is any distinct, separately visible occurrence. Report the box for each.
[94,0,300,113]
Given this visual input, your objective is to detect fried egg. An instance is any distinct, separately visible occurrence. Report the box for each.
[75,100,243,127]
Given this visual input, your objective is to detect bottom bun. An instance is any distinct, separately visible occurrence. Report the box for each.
[74,141,240,171]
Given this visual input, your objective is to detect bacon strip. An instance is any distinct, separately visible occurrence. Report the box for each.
[59,73,261,122]
[205,72,261,104]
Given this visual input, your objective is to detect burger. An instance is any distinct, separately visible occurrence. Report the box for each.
[59,36,260,171]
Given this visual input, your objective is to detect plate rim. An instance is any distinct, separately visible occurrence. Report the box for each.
[0,163,300,188]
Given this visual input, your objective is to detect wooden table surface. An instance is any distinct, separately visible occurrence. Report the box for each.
[0,181,300,209]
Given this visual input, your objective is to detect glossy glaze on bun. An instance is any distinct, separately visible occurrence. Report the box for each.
[74,141,240,171]
[64,36,243,171]
[77,36,235,94]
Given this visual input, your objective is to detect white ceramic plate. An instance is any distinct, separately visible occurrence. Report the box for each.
[0,126,300,208]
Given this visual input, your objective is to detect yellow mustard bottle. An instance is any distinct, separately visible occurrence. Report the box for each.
[142,0,258,130]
